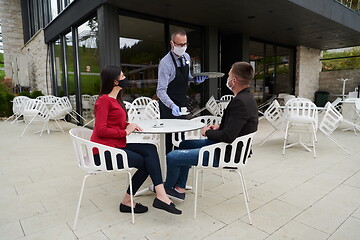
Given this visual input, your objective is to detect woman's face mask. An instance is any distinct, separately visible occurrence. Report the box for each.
[116,77,130,89]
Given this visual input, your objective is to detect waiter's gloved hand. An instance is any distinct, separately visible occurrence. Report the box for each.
[194,75,208,83]
[171,104,181,116]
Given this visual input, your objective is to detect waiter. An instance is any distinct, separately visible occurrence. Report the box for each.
[157,29,208,153]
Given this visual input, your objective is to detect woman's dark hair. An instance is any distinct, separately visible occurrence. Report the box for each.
[99,65,127,118]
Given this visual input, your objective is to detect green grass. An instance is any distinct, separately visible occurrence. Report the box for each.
[0,53,4,68]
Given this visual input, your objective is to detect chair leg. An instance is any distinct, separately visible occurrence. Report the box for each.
[4,114,15,122]
[239,170,249,202]
[73,174,91,230]
[54,120,65,133]
[259,129,277,147]
[283,122,289,155]
[127,172,135,224]
[237,171,252,225]
[221,170,225,184]
[328,135,351,154]
[201,170,204,197]
[20,115,36,138]
[193,169,200,219]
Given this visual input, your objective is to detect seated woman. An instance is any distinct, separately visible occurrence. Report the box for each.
[90,65,181,215]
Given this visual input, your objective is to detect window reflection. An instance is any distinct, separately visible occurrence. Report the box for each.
[119,15,165,102]
[249,40,294,103]
[78,17,100,126]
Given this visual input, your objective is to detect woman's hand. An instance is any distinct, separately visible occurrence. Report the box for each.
[125,123,143,135]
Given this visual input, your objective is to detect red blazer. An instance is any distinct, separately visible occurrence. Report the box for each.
[90,94,128,149]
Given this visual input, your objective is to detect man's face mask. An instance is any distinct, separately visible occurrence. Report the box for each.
[226,78,235,91]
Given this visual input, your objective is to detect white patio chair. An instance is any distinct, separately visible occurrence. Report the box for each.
[124,101,132,110]
[36,95,58,105]
[48,98,70,133]
[61,96,86,123]
[132,96,152,107]
[206,96,221,116]
[283,98,318,158]
[143,100,160,120]
[284,94,296,104]
[81,94,94,119]
[5,96,30,124]
[20,99,50,138]
[318,102,350,154]
[259,99,285,146]
[257,95,277,116]
[193,132,256,224]
[69,128,136,229]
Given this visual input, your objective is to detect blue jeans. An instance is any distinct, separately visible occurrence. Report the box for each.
[165,139,217,189]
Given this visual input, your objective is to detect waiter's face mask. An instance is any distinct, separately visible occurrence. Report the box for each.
[172,40,187,56]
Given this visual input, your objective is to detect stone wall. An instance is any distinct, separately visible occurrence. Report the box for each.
[21,30,51,94]
[0,0,51,95]
[0,0,24,78]
[319,69,360,101]
[296,46,322,101]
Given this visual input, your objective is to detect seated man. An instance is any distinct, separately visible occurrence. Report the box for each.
[164,61,259,201]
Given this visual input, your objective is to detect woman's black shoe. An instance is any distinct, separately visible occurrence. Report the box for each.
[152,198,182,215]
[119,203,148,213]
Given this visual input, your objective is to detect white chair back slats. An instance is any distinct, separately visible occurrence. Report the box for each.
[205,96,221,116]
[172,115,221,148]
[220,95,234,102]
[36,95,58,104]
[143,100,160,120]
[132,96,152,107]
[20,99,50,137]
[124,101,132,110]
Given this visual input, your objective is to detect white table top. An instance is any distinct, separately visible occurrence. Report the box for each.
[132,119,205,134]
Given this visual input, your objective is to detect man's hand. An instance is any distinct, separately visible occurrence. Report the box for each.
[171,104,181,116]
[125,123,143,135]
[201,126,211,136]
[194,76,208,83]
[209,124,220,131]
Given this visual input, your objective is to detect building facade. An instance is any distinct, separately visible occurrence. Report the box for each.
[0,0,359,123]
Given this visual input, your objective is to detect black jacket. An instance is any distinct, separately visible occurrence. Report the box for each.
[206,87,258,143]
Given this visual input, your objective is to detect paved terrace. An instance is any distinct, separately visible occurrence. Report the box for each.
[0,118,359,240]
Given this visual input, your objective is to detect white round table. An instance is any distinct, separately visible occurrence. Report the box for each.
[132,119,205,196]
[133,119,205,177]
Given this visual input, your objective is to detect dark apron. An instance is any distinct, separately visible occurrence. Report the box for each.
[159,52,189,120]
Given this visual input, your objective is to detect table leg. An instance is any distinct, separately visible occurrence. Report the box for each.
[159,133,167,180]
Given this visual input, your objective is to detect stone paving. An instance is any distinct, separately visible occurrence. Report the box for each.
[0,118,359,240]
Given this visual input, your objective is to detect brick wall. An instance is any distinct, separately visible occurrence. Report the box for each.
[296,46,322,101]
[319,69,360,101]
[0,0,51,94]
[0,0,24,78]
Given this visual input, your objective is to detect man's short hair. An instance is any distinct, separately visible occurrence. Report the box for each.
[171,29,187,40]
[231,62,254,85]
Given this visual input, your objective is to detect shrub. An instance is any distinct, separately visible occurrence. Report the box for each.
[0,92,15,117]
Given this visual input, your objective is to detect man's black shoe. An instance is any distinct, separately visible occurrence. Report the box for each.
[119,203,148,213]
[152,198,182,215]
[165,187,185,201]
